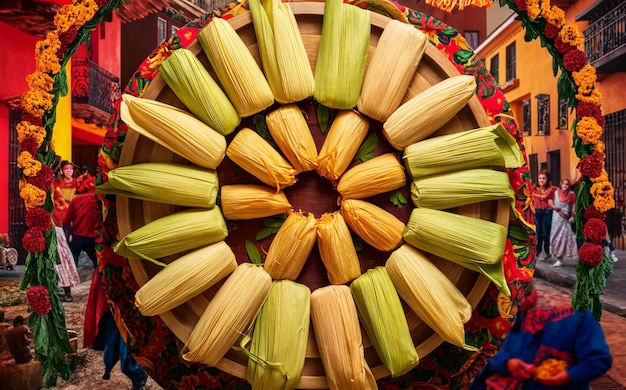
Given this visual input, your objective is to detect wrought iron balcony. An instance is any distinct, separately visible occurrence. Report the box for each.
[71,58,121,126]
[579,0,626,74]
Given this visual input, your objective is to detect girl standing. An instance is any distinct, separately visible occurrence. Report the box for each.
[549,179,578,267]
[532,170,557,260]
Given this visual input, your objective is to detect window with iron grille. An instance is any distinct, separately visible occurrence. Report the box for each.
[490,54,499,85]
[557,97,568,130]
[505,42,516,81]
[536,94,550,135]
[603,109,626,228]
[522,98,531,136]
[158,17,167,44]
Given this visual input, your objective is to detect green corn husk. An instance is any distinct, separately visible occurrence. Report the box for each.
[403,123,524,178]
[120,94,226,169]
[357,20,427,122]
[403,208,510,295]
[247,280,311,390]
[411,169,513,210]
[96,162,219,208]
[113,207,228,266]
[310,285,377,390]
[159,48,240,135]
[249,0,314,103]
[182,263,272,367]
[198,17,274,117]
[135,241,237,316]
[313,0,370,109]
[350,267,419,376]
[386,245,477,351]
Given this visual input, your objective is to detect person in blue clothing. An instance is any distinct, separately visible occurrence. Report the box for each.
[471,281,612,389]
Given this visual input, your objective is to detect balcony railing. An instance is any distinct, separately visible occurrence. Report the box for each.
[583,1,626,70]
[71,58,120,115]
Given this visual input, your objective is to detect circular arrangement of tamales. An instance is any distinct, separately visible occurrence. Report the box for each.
[116,2,509,388]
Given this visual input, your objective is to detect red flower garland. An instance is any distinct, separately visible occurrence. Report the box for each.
[579,151,604,179]
[22,227,46,253]
[583,218,607,244]
[563,49,587,72]
[25,208,52,232]
[27,165,55,191]
[26,285,52,316]
[578,242,604,267]
[576,101,605,128]
[544,23,559,39]
[553,36,573,54]
[583,206,605,221]
[20,137,40,156]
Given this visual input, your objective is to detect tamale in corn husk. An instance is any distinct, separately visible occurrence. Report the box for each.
[386,245,477,351]
[120,94,226,169]
[341,199,404,252]
[350,267,419,376]
[403,123,524,178]
[337,153,406,200]
[182,263,272,367]
[264,211,317,280]
[247,280,310,390]
[313,0,370,109]
[221,184,291,220]
[226,128,298,191]
[316,110,369,181]
[198,17,274,117]
[357,20,427,122]
[159,48,240,135]
[310,285,377,390]
[249,0,314,103]
[135,241,237,316]
[383,75,476,150]
[316,212,361,285]
[96,162,218,208]
[265,104,318,172]
[113,207,228,266]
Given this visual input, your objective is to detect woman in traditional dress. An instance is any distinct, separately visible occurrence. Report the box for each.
[549,179,578,267]
[532,170,557,260]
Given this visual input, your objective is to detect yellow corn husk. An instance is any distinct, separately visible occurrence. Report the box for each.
[316,110,369,181]
[96,162,219,208]
[113,207,228,267]
[341,199,404,252]
[182,263,272,367]
[386,244,477,351]
[247,280,311,390]
[411,169,514,210]
[313,0,370,109]
[403,123,524,178]
[159,48,240,135]
[357,20,428,122]
[197,17,274,117]
[221,184,291,220]
[316,212,361,285]
[135,241,237,316]
[264,211,317,280]
[350,267,419,376]
[310,285,377,390]
[226,128,298,191]
[249,0,314,103]
[337,153,406,200]
[120,94,226,169]
[383,75,477,150]
[265,104,318,172]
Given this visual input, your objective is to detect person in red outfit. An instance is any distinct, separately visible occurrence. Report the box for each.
[62,174,98,301]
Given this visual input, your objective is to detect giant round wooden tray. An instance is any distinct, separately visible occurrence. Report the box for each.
[117,2,509,388]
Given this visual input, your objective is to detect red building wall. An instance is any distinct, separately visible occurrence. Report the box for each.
[0,22,39,234]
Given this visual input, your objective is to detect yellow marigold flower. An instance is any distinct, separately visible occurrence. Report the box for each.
[594,194,615,213]
[573,64,596,88]
[594,140,605,156]
[75,0,98,26]
[577,88,602,105]
[591,169,608,184]
[35,31,61,74]
[528,3,541,20]
[20,183,47,209]
[543,5,565,28]
[16,121,46,145]
[576,116,603,145]
[559,24,584,48]
[21,89,53,117]
[591,181,614,198]
[26,71,54,92]
[53,4,78,32]
[17,151,42,177]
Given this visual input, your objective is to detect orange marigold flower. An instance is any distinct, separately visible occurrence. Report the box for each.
[577,88,602,105]
[53,4,78,33]
[20,183,47,209]
[576,116,603,145]
[591,169,609,184]
[543,5,566,28]
[26,71,54,92]
[21,89,54,117]
[594,140,605,156]
[75,0,99,26]
[17,151,43,177]
[559,23,584,48]
[594,194,615,213]
[528,3,541,19]
[16,121,46,145]
[573,64,597,88]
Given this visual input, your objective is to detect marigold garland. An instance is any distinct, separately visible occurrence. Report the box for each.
[583,218,607,244]
[25,286,52,316]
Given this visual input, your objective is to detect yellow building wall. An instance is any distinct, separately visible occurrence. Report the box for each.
[52,62,72,162]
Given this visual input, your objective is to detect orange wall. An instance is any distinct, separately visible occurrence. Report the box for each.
[0,22,39,233]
